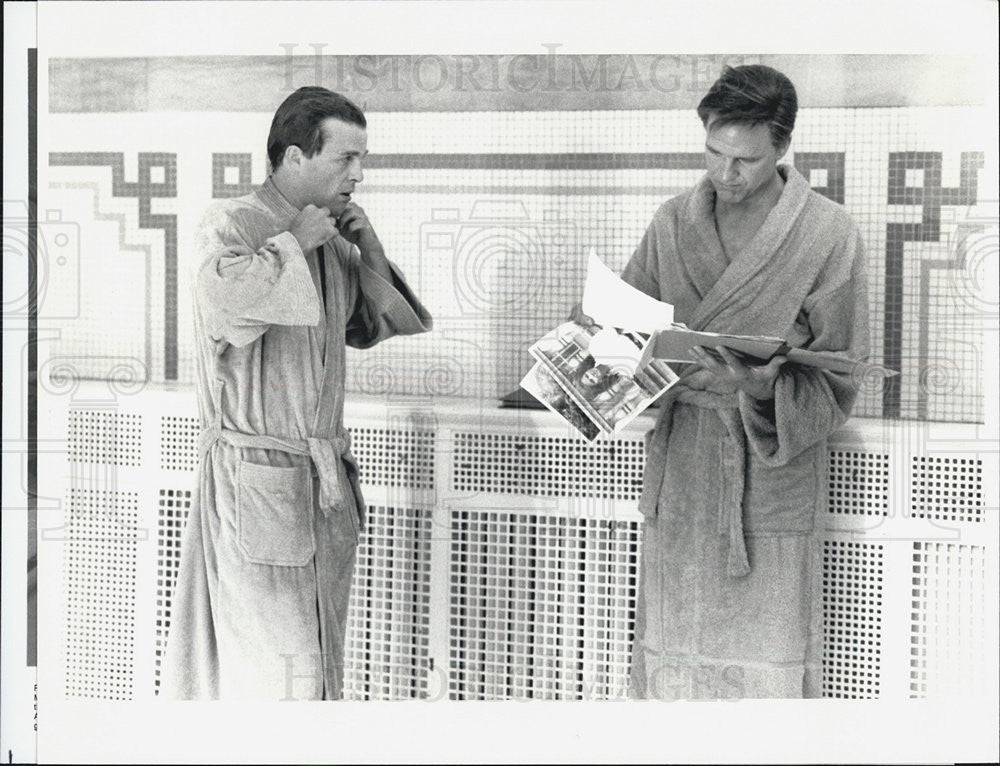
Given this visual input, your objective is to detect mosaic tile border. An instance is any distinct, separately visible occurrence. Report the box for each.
[48,152,179,380]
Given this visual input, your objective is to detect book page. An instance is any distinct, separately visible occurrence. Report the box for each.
[581,249,674,332]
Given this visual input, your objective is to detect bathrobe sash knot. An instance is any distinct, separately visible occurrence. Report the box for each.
[198,424,357,519]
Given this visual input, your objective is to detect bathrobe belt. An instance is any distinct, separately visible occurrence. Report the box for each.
[639,388,751,579]
[198,425,356,518]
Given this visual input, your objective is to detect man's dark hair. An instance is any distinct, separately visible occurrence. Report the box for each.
[267,86,367,171]
[696,65,798,148]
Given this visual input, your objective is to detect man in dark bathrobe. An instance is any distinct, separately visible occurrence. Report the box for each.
[622,65,869,698]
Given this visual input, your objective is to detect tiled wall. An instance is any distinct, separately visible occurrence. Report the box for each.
[41,55,994,422]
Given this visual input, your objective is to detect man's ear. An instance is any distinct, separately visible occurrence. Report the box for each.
[283,144,303,169]
[775,139,791,162]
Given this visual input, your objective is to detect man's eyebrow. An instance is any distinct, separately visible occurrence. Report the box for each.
[704,139,762,161]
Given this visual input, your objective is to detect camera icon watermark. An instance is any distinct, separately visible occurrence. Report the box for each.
[943,199,999,316]
[2,199,81,321]
[419,200,577,318]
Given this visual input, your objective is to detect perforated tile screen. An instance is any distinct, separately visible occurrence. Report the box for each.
[828,450,890,516]
[154,488,192,695]
[67,410,143,467]
[448,510,641,700]
[64,488,140,700]
[821,540,884,699]
[452,432,646,501]
[910,542,990,697]
[160,415,199,472]
[53,399,997,703]
[347,427,436,491]
[911,455,984,523]
[343,506,433,700]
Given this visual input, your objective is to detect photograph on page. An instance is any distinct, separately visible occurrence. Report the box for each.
[523,320,679,441]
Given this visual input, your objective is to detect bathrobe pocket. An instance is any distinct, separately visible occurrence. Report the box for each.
[743,449,817,534]
[236,460,316,566]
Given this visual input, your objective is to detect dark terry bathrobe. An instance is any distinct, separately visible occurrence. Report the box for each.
[162,178,431,700]
[622,165,869,699]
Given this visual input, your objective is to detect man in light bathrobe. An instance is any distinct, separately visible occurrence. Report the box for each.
[163,87,432,700]
[622,66,869,698]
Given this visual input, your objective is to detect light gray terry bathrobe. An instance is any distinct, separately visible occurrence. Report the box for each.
[622,165,868,699]
[162,178,431,700]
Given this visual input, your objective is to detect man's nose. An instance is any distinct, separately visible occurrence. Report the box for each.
[350,158,364,183]
[720,159,738,182]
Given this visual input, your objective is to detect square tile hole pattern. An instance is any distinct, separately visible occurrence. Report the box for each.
[911,456,984,523]
[828,450,890,516]
[68,410,142,467]
[453,432,645,501]
[821,540,884,699]
[64,487,139,700]
[909,541,989,697]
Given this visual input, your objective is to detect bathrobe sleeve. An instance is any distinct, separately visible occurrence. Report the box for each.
[336,237,434,349]
[194,205,321,348]
[739,223,870,466]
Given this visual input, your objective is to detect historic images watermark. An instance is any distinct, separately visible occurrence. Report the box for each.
[419,200,577,320]
[845,199,999,543]
[279,45,755,97]
[280,653,747,702]
[4,197,151,542]
[3,199,81,322]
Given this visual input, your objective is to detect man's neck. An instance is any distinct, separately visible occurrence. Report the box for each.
[269,171,303,211]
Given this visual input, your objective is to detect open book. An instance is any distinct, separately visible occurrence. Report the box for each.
[577,248,891,376]
[650,327,872,375]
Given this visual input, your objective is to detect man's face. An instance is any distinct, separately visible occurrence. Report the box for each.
[295,117,368,215]
[581,365,606,387]
[704,117,787,206]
